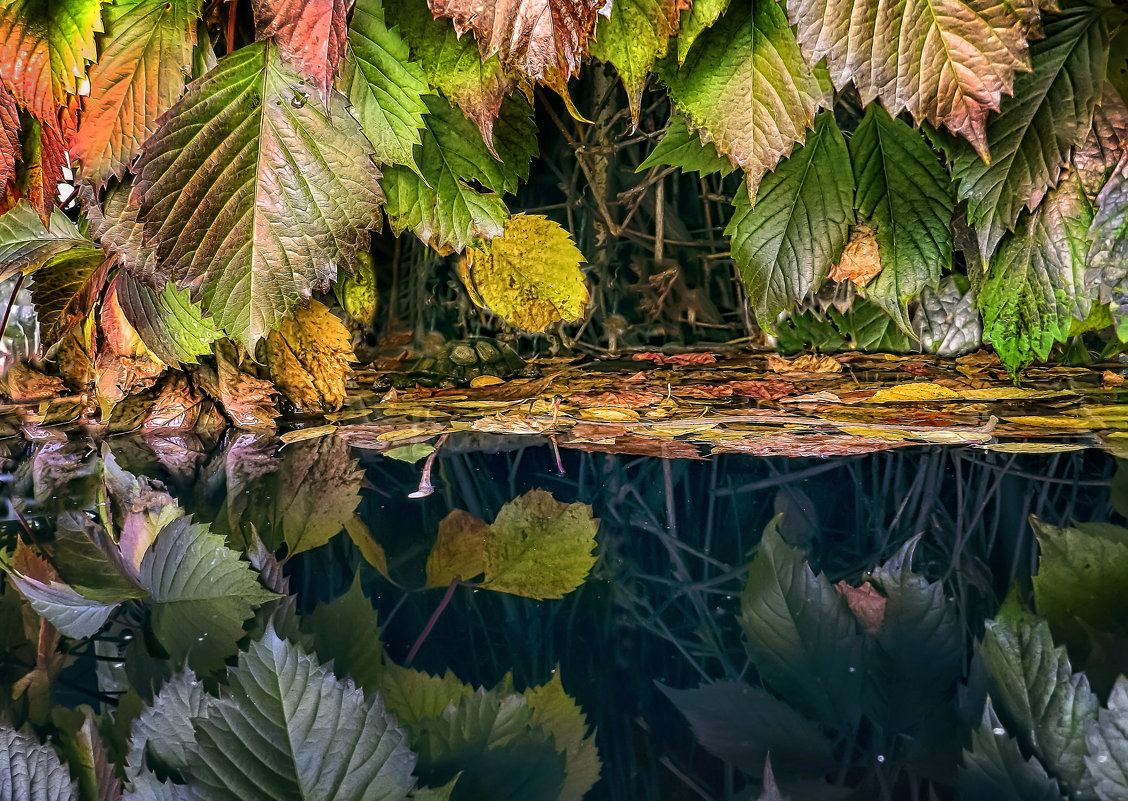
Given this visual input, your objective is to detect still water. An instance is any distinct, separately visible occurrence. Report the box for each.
[1,435,1124,801]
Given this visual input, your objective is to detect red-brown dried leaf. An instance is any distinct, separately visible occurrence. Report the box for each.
[142,373,217,431]
[633,351,718,366]
[429,0,603,86]
[727,380,796,400]
[255,0,354,108]
[18,114,67,221]
[0,85,19,190]
[712,432,911,457]
[560,433,704,459]
[672,384,733,398]
[0,363,68,402]
[835,580,886,635]
[567,390,665,408]
[206,341,279,430]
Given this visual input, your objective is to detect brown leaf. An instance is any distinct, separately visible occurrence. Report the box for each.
[0,85,19,190]
[429,0,604,87]
[829,224,881,287]
[560,433,704,459]
[141,373,221,431]
[672,384,733,398]
[1102,370,1125,387]
[266,299,355,412]
[632,352,718,366]
[835,580,886,635]
[12,617,65,725]
[766,354,843,374]
[727,380,796,400]
[426,509,490,587]
[567,390,665,408]
[712,432,910,457]
[201,340,278,430]
[255,0,353,108]
[0,362,67,402]
[1075,81,1128,198]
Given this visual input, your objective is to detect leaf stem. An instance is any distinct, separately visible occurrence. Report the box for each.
[404,576,471,667]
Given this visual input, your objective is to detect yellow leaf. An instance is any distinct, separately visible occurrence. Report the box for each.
[870,383,960,402]
[981,442,1086,453]
[266,300,355,413]
[280,425,337,445]
[469,375,505,388]
[466,214,589,332]
[837,425,991,445]
[766,354,842,373]
[375,426,441,442]
[426,509,490,588]
[576,407,640,422]
[346,515,391,581]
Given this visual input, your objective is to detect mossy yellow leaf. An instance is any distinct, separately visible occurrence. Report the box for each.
[266,300,355,412]
[870,383,960,402]
[466,214,589,332]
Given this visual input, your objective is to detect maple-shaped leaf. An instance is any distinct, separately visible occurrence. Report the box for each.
[29,245,112,341]
[663,0,824,197]
[428,0,604,88]
[382,92,536,253]
[677,0,728,65]
[71,0,201,185]
[950,7,1108,260]
[340,0,428,169]
[726,112,854,329]
[385,0,515,150]
[0,199,95,282]
[589,0,686,124]
[1074,81,1128,199]
[0,0,103,124]
[978,171,1093,375]
[0,85,19,190]
[850,104,955,331]
[1087,156,1128,315]
[113,271,219,366]
[786,0,1034,159]
[133,41,384,349]
[465,213,588,332]
[255,0,353,108]
[637,112,736,178]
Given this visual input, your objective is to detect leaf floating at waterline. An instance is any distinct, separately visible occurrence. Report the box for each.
[465,214,589,332]
[133,41,384,349]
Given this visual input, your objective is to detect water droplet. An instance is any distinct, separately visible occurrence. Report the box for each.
[876,755,885,763]
[1098,754,1110,763]
[290,91,308,109]
[992,727,1006,736]
[848,666,856,673]
[111,662,125,669]
[180,64,192,76]
[197,636,205,642]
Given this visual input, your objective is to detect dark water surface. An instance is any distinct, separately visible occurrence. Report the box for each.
[1,436,1125,801]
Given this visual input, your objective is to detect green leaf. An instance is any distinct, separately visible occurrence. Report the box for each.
[0,200,96,282]
[0,722,77,801]
[524,672,601,801]
[302,576,386,692]
[480,489,598,600]
[726,112,854,328]
[126,669,208,782]
[386,443,436,464]
[1031,516,1128,659]
[950,7,1109,259]
[56,707,122,801]
[381,664,474,732]
[70,0,202,183]
[0,0,103,123]
[663,0,824,195]
[825,299,913,352]
[979,594,1098,794]
[739,517,863,729]
[959,699,1066,801]
[29,245,111,341]
[113,273,220,366]
[341,0,428,169]
[977,171,1094,374]
[382,93,536,254]
[636,112,735,177]
[268,436,364,557]
[589,0,682,123]
[657,680,835,777]
[133,41,385,348]
[676,0,729,64]
[383,0,513,149]
[140,515,278,674]
[785,0,1034,158]
[3,569,118,638]
[1087,157,1128,315]
[850,104,954,330]
[188,627,416,801]
[1086,676,1128,801]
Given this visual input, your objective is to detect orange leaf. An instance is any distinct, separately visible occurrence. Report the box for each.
[835,580,886,635]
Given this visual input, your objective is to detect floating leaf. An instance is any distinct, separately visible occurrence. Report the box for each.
[385,443,436,464]
[850,104,954,330]
[1085,676,1128,801]
[726,112,853,327]
[739,518,863,728]
[481,489,598,600]
[426,509,490,588]
[70,0,201,184]
[139,515,278,673]
[255,0,352,107]
[979,594,1098,794]
[265,299,355,413]
[0,722,77,801]
[134,41,384,348]
[339,0,428,168]
[950,7,1108,259]
[786,0,1033,158]
[465,214,588,332]
[959,699,1066,801]
[664,0,824,195]
[977,171,1093,374]
[189,628,416,801]
[636,113,735,177]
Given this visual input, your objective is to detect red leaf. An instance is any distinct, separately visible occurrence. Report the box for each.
[0,86,19,191]
[633,351,718,366]
[567,390,664,408]
[428,0,603,86]
[835,580,886,635]
[727,380,796,400]
[255,0,354,107]
[14,113,68,220]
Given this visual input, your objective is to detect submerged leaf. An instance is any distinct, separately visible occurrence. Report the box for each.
[302,576,386,692]
[524,672,601,801]
[959,699,1066,801]
[426,509,490,588]
[126,669,208,782]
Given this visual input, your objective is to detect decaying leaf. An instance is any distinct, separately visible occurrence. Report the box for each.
[835,580,886,636]
[465,214,588,332]
[198,340,279,430]
[426,509,490,588]
[830,225,881,287]
[266,299,355,413]
[765,354,842,374]
[0,362,67,401]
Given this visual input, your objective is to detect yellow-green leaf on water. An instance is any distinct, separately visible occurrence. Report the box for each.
[481,490,598,600]
[981,442,1087,453]
[870,383,960,402]
[466,215,589,332]
[385,443,436,464]
[426,509,490,588]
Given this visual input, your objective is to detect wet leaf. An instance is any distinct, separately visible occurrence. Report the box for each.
[133,41,384,348]
[675,0,727,64]
[57,707,122,801]
[265,299,355,413]
[481,489,598,600]
[912,275,983,357]
[188,627,416,801]
[426,509,490,588]
[740,519,863,728]
[255,0,352,108]
[465,214,588,332]
[0,362,67,401]
[302,576,386,692]
[663,0,824,196]
[959,699,1066,801]
[380,664,474,731]
[870,382,960,402]
[726,112,852,325]
[765,353,841,374]
[632,351,716,365]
